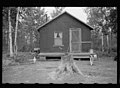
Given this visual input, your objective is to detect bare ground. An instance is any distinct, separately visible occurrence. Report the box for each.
[2,57,117,84]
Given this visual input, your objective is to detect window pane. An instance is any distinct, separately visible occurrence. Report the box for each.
[72,30,80,42]
[54,32,63,46]
[55,38,62,45]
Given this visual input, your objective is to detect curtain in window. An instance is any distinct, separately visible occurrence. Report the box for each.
[54,32,63,46]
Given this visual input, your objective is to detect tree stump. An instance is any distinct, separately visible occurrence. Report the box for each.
[48,52,89,80]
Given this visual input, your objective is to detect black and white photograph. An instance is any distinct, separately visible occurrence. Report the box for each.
[2,7,117,84]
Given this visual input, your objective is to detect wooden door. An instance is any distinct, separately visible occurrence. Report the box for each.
[70,28,81,53]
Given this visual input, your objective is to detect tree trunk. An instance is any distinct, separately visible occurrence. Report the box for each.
[108,28,112,53]
[14,7,20,56]
[8,9,13,57]
[48,53,88,80]
[30,31,33,51]
[106,34,109,53]
[101,33,104,52]
[109,31,112,53]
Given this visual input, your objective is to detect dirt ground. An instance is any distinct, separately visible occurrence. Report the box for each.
[2,57,117,84]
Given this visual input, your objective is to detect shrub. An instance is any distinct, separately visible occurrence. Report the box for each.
[2,52,35,67]
[94,50,117,58]
[14,52,34,64]
[2,59,12,66]
[111,44,117,52]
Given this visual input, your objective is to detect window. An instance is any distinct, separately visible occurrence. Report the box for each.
[54,32,63,46]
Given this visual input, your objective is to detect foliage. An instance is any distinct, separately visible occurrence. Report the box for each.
[3,7,18,54]
[2,52,34,67]
[108,7,117,33]
[3,7,17,31]
[84,7,117,56]
[18,7,48,51]
[2,7,49,52]
[51,7,65,18]
[84,7,117,34]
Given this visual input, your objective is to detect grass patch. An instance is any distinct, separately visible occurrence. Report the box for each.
[2,52,35,69]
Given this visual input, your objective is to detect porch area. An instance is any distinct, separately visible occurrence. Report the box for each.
[38,52,93,59]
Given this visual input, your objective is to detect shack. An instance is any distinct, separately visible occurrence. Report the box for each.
[37,11,93,60]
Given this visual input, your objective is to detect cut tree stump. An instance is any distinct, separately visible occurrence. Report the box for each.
[48,52,89,80]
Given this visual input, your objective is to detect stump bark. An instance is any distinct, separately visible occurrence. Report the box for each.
[48,53,88,80]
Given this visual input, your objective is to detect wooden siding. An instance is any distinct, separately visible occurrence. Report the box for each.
[39,13,92,53]
[81,26,91,41]
[81,43,91,52]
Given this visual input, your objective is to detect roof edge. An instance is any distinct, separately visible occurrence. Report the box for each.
[37,11,93,32]
[37,11,67,32]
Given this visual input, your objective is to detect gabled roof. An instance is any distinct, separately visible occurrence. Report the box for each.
[37,11,93,32]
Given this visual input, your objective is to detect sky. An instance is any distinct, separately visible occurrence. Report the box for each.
[44,7,87,23]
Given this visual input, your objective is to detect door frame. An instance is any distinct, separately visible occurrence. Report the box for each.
[69,28,82,53]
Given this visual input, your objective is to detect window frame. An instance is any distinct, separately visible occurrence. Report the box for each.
[53,32,64,47]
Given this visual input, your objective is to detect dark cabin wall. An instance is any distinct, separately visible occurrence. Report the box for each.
[81,25,91,41]
[39,13,91,53]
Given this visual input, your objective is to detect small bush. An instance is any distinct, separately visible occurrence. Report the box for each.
[2,52,35,67]
[2,59,12,66]
[94,50,117,58]
[14,52,34,64]
[111,45,117,52]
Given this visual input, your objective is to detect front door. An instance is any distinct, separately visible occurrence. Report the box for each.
[70,28,81,53]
